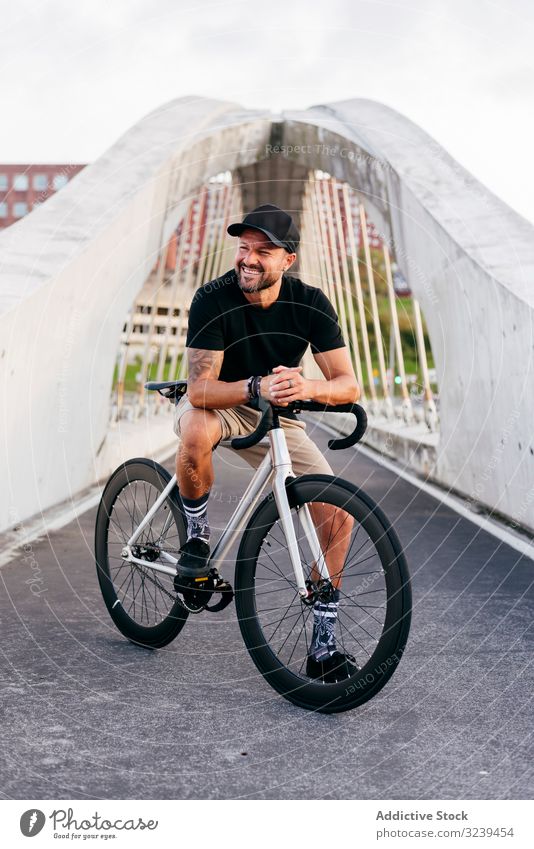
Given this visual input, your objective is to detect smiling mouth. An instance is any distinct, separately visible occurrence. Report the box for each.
[240,264,263,275]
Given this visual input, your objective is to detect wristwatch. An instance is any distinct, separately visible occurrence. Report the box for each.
[247,375,262,401]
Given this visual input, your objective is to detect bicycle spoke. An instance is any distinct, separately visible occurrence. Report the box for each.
[281,618,306,666]
[337,604,379,642]
[297,605,315,674]
[104,479,181,627]
[337,589,385,627]
[337,615,370,657]
[257,607,303,632]
[254,583,300,596]
[262,591,299,641]
[257,554,298,591]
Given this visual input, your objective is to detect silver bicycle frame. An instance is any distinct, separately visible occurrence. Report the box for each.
[121,427,330,597]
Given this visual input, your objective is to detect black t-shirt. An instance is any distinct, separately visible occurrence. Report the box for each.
[186,268,345,376]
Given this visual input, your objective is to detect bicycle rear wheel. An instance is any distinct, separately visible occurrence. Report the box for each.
[94,458,188,648]
[235,475,411,713]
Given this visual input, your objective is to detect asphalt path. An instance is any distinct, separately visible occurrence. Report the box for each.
[1,418,532,800]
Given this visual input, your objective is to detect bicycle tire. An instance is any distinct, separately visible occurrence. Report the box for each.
[235,474,411,713]
[94,458,188,648]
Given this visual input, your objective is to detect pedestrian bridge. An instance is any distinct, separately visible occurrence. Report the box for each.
[1,96,533,537]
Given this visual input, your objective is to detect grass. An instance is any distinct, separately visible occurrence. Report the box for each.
[113,355,184,393]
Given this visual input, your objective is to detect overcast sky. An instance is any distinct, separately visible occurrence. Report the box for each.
[1,0,533,223]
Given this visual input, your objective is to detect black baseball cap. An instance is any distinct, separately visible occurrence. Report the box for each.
[227,203,300,253]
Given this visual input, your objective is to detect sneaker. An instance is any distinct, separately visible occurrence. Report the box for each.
[306,651,359,683]
[174,538,210,583]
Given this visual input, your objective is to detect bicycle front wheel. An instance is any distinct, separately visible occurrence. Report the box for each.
[94,458,188,648]
[235,475,412,713]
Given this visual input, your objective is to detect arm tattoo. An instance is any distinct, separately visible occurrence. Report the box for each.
[187,348,224,384]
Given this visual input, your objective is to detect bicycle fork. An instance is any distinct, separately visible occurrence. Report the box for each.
[269,429,330,598]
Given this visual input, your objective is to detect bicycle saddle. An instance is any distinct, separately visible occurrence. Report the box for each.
[145,380,188,402]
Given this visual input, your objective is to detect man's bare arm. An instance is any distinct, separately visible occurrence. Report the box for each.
[310,347,360,404]
[186,348,250,409]
[269,348,360,406]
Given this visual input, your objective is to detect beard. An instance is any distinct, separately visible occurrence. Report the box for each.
[235,261,280,293]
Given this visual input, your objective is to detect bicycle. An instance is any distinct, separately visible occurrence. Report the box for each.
[94,380,412,714]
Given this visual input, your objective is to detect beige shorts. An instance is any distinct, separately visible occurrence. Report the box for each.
[173,395,333,476]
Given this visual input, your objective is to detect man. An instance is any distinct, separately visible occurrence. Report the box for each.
[173,203,360,680]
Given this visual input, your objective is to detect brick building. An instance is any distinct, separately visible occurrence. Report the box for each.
[0,163,86,229]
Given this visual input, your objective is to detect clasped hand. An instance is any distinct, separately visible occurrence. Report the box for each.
[260,365,312,407]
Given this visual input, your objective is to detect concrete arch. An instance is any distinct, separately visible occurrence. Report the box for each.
[279,100,534,529]
[1,96,532,533]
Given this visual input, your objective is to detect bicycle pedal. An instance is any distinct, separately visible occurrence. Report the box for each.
[174,571,211,592]
[205,570,234,613]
